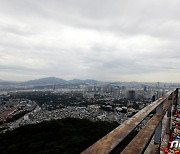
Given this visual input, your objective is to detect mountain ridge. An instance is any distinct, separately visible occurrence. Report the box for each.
[23,77,67,85]
[0,77,99,85]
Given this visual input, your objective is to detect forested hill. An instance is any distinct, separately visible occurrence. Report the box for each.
[0,118,119,154]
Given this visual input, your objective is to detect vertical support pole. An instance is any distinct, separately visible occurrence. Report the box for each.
[154,102,163,154]
[152,95,156,102]
[173,89,179,116]
[166,101,172,134]
[157,91,159,100]
[174,88,179,111]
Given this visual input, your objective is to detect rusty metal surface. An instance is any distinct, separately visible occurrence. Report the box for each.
[121,95,176,154]
[121,114,163,154]
[121,98,173,154]
[81,91,174,154]
[163,99,174,115]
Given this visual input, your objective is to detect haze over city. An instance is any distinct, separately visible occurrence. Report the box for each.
[1,0,180,82]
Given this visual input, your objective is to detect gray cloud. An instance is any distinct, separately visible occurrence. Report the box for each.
[1,0,180,82]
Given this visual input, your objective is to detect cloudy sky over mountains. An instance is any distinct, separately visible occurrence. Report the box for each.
[1,0,180,82]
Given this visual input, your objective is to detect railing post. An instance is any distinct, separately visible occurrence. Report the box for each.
[157,91,159,100]
[173,89,179,116]
[174,88,179,111]
[166,99,172,134]
[154,102,163,153]
[82,89,176,154]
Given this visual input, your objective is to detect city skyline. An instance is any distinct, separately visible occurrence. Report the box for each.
[1,1,180,82]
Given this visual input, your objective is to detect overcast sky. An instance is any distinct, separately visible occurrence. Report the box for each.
[1,0,180,82]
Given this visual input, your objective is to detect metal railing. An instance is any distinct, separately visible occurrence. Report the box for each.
[81,88,179,154]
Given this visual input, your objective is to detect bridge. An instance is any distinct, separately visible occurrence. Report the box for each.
[81,88,179,154]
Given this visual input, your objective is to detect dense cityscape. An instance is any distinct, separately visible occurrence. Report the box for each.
[0,77,178,134]
[1,1,180,153]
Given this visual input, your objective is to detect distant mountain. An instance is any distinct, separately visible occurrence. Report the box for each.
[0,79,6,82]
[84,79,99,84]
[68,79,99,84]
[0,79,13,85]
[0,77,99,86]
[0,79,20,83]
[68,79,86,84]
[23,77,67,85]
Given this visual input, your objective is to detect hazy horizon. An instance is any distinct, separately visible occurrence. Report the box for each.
[0,76,179,84]
[1,1,180,82]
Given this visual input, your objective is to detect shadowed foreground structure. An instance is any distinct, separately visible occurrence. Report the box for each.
[82,88,179,154]
[1,89,177,154]
[0,118,136,154]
